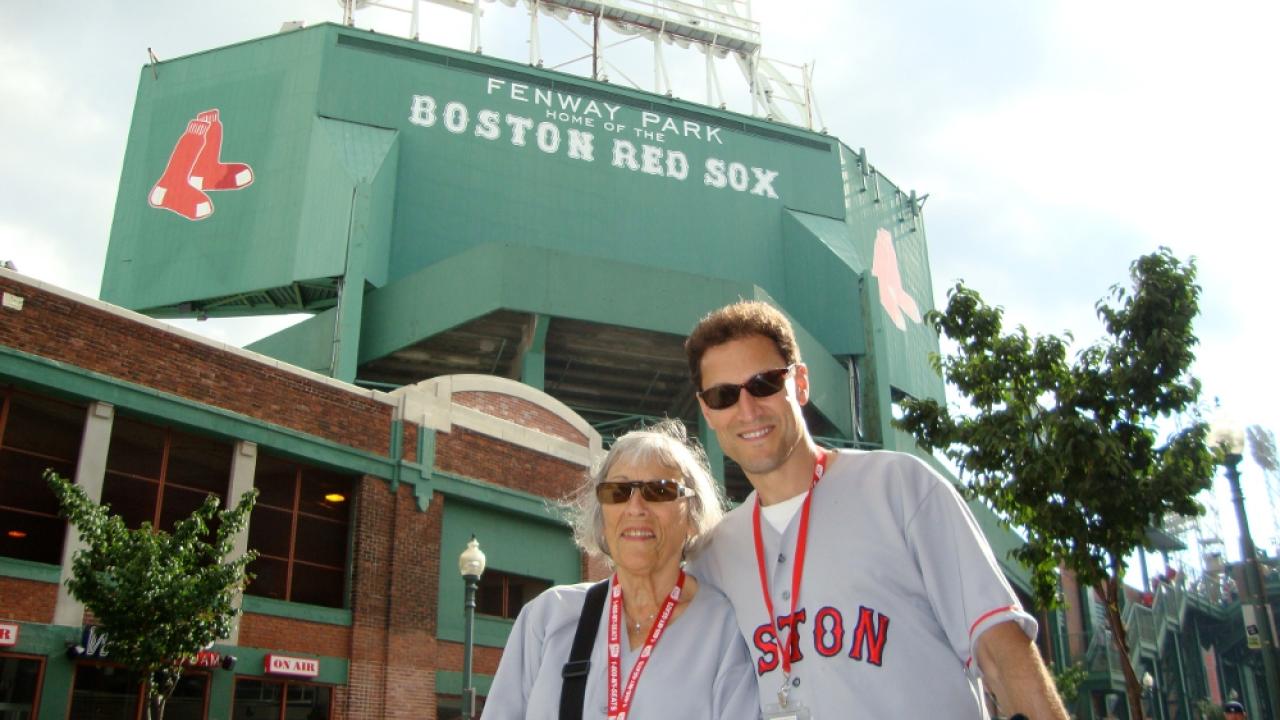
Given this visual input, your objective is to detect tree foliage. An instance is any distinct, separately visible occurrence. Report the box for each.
[895,248,1216,718]
[47,470,258,720]
[1051,661,1089,707]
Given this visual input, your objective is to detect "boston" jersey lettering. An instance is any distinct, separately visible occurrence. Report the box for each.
[751,605,891,675]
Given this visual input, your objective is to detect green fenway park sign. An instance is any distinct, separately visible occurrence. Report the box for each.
[100,23,942,408]
[102,23,853,311]
[408,78,782,200]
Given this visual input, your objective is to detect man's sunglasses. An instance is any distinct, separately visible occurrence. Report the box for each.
[595,479,692,504]
[697,365,794,410]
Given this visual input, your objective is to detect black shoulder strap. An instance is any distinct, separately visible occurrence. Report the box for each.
[559,579,611,720]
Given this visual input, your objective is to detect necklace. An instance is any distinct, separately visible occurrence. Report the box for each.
[626,608,657,633]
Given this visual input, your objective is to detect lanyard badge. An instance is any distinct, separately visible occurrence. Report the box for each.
[606,570,685,720]
[753,451,829,714]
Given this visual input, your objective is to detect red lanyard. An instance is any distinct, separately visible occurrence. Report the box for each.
[752,451,829,681]
[606,570,685,720]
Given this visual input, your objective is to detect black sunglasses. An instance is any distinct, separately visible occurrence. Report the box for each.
[596,479,692,504]
[697,365,794,410]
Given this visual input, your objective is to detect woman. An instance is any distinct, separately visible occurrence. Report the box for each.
[481,419,759,719]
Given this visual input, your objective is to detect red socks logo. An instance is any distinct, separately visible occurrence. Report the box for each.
[870,227,922,332]
[148,109,254,221]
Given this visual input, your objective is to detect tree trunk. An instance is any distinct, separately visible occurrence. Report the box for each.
[1099,570,1146,720]
[144,672,174,720]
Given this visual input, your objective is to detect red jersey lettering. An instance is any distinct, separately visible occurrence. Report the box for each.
[753,624,780,675]
[813,606,844,657]
[775,609,807,664]
[849,605,890,666]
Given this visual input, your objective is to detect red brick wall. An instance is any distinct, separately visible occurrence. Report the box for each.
[0,577,57,623]
[436,428,586,500]
[0,276,391,454]
[345,476,445,719]
[584,554,612,583]
[453,391,588,446]
[238,613,352,658]
[436,640,503,675]
[402,422,419,464]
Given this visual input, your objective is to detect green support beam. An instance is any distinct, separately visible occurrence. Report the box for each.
[518,313,550,389]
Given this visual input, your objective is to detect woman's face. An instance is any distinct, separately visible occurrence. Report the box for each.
[600,456,694,578]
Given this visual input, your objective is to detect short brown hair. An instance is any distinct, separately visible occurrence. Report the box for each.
[685,301,801,389]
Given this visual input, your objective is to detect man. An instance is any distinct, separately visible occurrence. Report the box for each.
[685,300,1067,719]
[1224,701,1247,719]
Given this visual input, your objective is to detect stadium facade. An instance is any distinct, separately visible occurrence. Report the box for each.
[1,20,1274,719]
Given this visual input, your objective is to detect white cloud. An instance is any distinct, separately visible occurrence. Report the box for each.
[0,221,104,294]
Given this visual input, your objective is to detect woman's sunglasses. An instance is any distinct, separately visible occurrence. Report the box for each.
[697,365,794,410]
[596,479,692,504]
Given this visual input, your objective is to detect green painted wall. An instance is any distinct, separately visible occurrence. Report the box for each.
[437,496,580,649]
[6,621,343,718]
[103,29,332,308]
[837,144,945,405]
[317,32,840,292]
[102,23,946,412]
[12,622,81,719]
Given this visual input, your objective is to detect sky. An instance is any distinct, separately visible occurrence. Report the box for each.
[1,0,1277,569]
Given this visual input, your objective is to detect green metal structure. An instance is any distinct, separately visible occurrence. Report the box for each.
[102,23,943,477]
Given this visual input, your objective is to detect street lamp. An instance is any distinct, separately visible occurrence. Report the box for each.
[459,535,486,720]
[1141,671,1158,720]
[1209,421,1280,717]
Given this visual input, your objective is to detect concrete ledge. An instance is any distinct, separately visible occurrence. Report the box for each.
[0,268,396,408]
[392,375,603,466]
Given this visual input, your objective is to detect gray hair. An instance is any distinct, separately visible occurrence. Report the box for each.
[568,418,726,563]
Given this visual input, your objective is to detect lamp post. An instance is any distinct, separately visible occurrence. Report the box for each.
[1142,671,1156,720]
[459,536,486,720]
[1210,422,1280,718]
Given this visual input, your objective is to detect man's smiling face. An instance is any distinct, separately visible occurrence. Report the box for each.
[697,334,810,479]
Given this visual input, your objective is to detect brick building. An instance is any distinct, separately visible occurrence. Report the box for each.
[0,267,602,718]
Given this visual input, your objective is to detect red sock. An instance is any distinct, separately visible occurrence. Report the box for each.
[148,120,214,221]
[191,109,254,191]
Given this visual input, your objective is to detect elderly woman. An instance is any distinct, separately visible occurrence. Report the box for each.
[481,419,759,719]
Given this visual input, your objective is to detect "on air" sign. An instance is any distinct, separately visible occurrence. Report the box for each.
[264,654,320,678]
[0,622,18,647]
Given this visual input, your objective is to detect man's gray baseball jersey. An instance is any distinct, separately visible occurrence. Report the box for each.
[692,449,1036,718]
[481,578,760,719]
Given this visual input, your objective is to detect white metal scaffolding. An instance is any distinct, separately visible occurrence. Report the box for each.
[338,0,825,131]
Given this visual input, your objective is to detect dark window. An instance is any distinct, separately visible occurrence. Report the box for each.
[67,663,207,720]
[475,570,551,620]
[102,416,232,531]
[0,653,44,718]
[0,388,83,564]
[233,678,331,720]
[246,454,352,608]
[163,672,212,720]
[436,694,486,720]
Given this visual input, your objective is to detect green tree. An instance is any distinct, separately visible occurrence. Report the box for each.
[1052,661,1088,710]
[896,248,1216,719]
[47,470,258,720]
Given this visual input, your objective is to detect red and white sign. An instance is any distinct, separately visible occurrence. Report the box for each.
[187,650,222,668]
[264,654,320,678]
[147,108,255,222]
[0,622,18,647]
